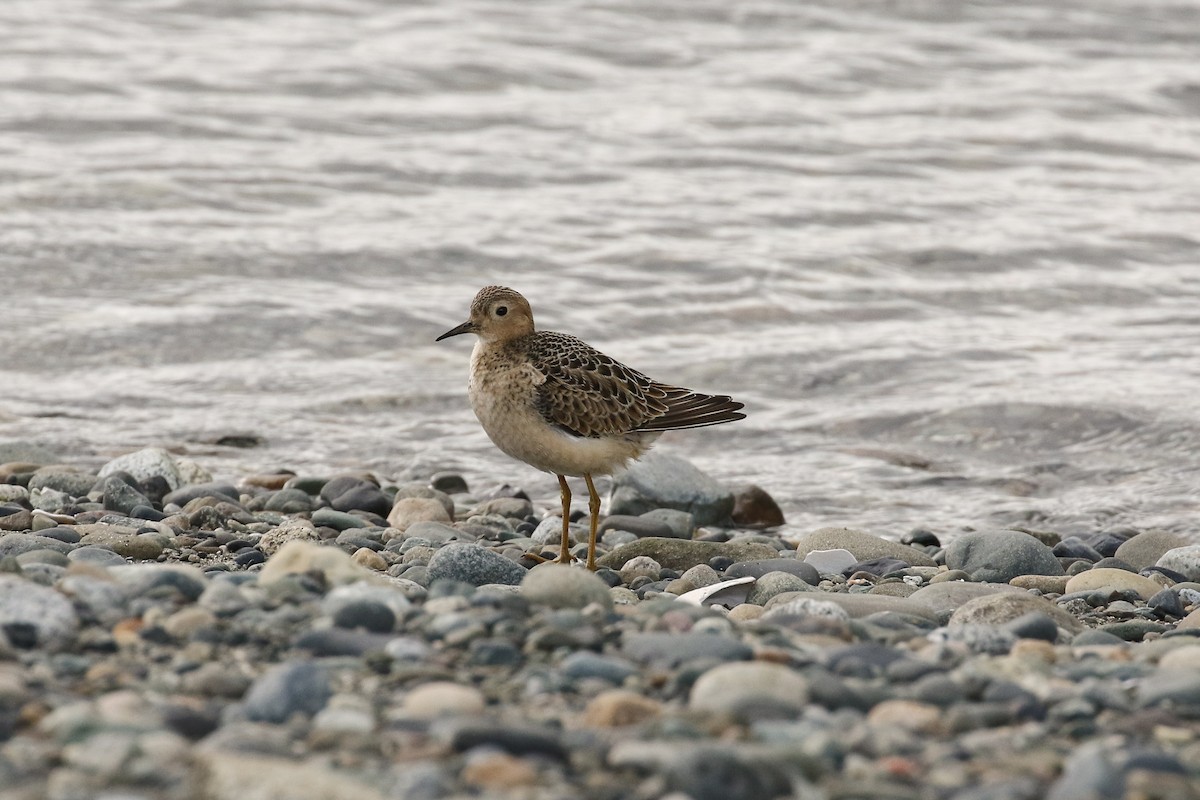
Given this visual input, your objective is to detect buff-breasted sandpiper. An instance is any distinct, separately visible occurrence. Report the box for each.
[437,286,745,570]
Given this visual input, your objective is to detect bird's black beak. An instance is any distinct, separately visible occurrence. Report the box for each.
[436,320,476,341]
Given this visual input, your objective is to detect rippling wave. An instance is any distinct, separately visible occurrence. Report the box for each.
[2,0,1198,540]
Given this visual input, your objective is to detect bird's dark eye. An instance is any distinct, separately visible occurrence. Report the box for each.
[496,306,508,317]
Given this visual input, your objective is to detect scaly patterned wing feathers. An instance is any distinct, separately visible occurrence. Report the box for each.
[521,332,745,438]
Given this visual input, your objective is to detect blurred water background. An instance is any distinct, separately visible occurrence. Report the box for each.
[1,0,1198,541]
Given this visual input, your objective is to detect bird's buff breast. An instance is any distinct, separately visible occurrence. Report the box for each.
[468,343,653,477]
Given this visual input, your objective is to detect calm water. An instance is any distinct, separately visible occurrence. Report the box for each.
[2,0,1198,542]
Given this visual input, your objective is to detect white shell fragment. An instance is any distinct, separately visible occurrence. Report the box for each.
[676,576,756,608]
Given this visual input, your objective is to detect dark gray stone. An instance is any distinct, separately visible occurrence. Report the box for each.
[312,508,371,531]
[430,472,469,495]
[1002,611,1060,642]
[945,529,1064,583]
[666,749,792,800]
[466,638,522,667]
[110,565,207,601]
[101,476,152,515]
[560,651,637,684]
[331,485,392,517]
[264,488,315,513]
[331,600,395,633]
[243,661,331,722]
[293,628,395,657]
[444,721,568,760]
[1147,588,1185,618]
[163,482,240,508]
[319,475,375,503]
[823,642,911,677]
[1053,536,1103,562]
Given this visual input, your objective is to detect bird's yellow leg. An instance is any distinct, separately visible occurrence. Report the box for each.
[556,474,573,564]
[584,473,601,571]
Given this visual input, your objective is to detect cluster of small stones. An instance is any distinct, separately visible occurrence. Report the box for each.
[1,447,1199,800]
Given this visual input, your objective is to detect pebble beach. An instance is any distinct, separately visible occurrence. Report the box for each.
[1,445,1198,800]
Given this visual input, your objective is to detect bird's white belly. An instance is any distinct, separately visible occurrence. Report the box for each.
[468,343,655,477]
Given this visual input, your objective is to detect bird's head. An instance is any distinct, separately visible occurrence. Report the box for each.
[436,285,535,344]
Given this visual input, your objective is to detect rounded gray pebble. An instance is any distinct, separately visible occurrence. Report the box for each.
[243,661,332,723]
[0,574,79,649]
[520,563,613,609]
[67,546,128,567]
[945,529,1064,583]
[427,542,527,587]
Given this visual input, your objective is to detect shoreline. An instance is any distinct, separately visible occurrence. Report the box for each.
[1,446,1199,799]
